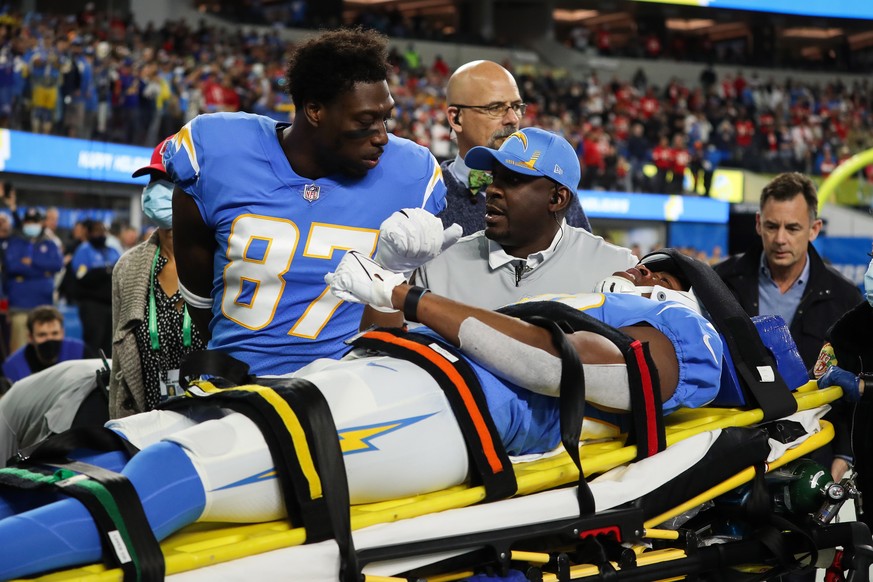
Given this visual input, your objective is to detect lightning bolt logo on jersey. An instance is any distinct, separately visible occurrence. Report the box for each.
[165,113,446,375]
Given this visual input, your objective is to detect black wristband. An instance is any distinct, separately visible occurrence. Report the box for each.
[403,286,430,323]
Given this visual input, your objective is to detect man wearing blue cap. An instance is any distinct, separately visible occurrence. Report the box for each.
[409,127,635,309]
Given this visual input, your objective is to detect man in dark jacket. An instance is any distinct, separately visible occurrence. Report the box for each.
[715,173,860,552]
[713,172,860,368]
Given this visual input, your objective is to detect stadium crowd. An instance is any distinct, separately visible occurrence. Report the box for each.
[2,6,873,197]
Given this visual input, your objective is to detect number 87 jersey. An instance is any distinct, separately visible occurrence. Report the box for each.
[164,112,447,375]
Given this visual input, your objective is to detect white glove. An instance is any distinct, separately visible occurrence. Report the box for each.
[325,251,406,313]
[593,275,637,294]
[374,208,463,274]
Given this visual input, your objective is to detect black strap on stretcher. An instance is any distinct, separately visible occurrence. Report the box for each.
[523,315,596,515]
[178,348,254,389]
[349,328,518,502]
[499,302,667,461]
[644,248,798,421]
[161,379,360,582]
[0,457,163,582]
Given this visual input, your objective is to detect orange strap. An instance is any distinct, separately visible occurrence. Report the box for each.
[364,331,505,474]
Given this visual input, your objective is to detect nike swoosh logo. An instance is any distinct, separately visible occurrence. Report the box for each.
[703,334,717,362]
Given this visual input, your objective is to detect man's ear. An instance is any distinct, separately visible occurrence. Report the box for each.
[447,107,462,133]
[303,100,323,126]
[754,211,762,236]
[549,186,572,213]
[809,217,823,242]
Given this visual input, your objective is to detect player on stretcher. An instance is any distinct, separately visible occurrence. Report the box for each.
[0,244,820,580]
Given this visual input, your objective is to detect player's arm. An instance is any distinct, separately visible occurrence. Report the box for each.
[360,305,404,331]
[327,251,620,363]
[173,186,215,340]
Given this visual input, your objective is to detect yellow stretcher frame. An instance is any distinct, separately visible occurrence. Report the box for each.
[24,384,842,582]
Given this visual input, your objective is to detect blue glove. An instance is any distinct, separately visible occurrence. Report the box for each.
[818,366,862,402]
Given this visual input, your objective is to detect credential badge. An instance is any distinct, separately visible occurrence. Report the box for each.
[303,184,320,202]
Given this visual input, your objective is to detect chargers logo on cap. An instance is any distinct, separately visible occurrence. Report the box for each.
[504,131,540,171]
[507,131,528,150]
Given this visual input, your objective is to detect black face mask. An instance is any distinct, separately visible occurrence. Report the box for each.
[33,339,62,365]
[89,235,107,248]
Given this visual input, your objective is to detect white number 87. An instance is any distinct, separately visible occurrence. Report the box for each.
[221,215,379,338]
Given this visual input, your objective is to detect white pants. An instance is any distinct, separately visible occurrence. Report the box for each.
[107,356,470,522]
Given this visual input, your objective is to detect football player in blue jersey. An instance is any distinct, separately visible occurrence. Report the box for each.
[165,28,451,375]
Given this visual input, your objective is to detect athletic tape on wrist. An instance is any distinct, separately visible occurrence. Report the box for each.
[403,286,430,323]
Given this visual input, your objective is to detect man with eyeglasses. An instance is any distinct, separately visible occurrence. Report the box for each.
[440,61,590,235]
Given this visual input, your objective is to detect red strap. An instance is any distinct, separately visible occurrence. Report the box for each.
[630,340,659,458]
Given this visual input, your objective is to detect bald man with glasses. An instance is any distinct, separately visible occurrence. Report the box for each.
[441,60,591,235]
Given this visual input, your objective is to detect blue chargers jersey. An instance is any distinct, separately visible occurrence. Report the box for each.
[164,112,446,375]
[411,292,722,455]
[522,293,723,415]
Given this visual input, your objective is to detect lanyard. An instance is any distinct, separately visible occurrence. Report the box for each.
[149,245,192,351]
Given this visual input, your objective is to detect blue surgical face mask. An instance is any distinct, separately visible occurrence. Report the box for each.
[22,223,42,238]
[865,257,873,307]
[142,180,174,229]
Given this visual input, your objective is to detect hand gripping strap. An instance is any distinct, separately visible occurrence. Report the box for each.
[0,460,164,582]
[522,316,595,516]
[499,302,666,461]
[349,328,518,502]
[178,349,254,389]
[645,248,797,421]
[161,379,360,582]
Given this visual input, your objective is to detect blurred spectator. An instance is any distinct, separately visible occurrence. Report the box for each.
[42,206,63,250]
[652,135,673,194]
[670,134,690,194]
[71,219,119,356]
[2,305,94,383]
[5,208,64,353]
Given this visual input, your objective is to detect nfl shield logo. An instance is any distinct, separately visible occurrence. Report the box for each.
[303,184,320,202]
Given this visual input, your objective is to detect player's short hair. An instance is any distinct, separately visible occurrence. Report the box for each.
[27,305,64,334]
[760,172,819,222]
[285,27,390,109]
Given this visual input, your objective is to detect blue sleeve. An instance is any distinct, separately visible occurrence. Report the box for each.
[3,240,27,276]
[70,245,89,273]
[164,117,202,197]
[31,241,63,273]
[421,152,447,215]
[424,154,446,214]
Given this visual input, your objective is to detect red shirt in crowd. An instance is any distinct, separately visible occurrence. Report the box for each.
[736,119,755,148]
[652,144,674,170]
[583,136,604,171]
[672,147,691,174]
[640,95,659,119]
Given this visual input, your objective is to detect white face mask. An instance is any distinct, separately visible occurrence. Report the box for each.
[141,180,174,229]
[865,257,873,307]
[22,223,42,238]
